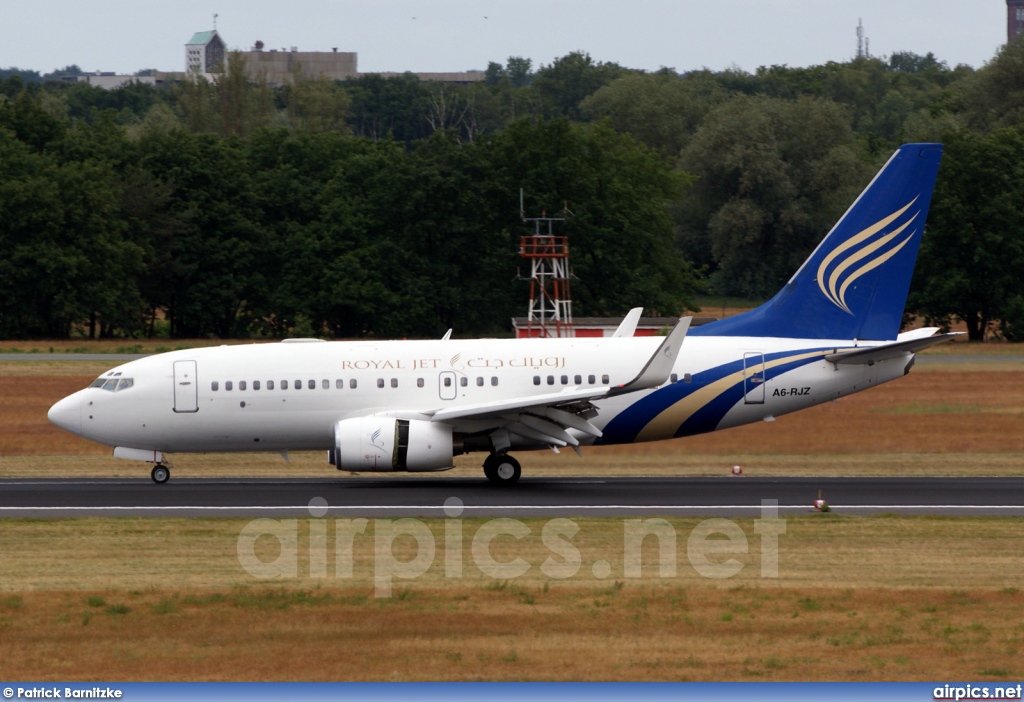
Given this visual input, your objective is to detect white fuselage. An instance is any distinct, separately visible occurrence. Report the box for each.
[49,334,909,457]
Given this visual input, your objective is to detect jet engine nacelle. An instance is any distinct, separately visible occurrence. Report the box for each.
[330,417,454,472]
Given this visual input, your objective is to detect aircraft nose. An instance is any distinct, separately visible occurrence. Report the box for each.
[48,392,83,436]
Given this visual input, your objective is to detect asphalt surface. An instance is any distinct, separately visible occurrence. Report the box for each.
[1,476,1023,518]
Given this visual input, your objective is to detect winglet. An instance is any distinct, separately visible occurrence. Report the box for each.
[610,316,690,395]
[611,308,644,338]
[441,329,453,341]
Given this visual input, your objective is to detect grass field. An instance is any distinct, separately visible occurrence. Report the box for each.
[1,516,1024,681]
[0,343,1021,681]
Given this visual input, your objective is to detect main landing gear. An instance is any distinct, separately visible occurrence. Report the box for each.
[151,464,170,484]
[483,453,521,485]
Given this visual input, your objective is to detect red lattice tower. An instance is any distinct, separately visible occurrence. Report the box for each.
[520,210,573,338]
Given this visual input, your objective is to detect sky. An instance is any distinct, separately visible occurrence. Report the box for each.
[0,0,1010,76]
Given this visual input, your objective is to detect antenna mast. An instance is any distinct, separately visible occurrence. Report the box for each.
[856,19,865,58]
[518,189,573,338]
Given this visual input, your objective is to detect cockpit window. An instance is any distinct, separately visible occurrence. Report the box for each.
[91,377,134,392]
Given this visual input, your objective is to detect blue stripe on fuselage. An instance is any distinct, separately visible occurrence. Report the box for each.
[598,349,832,444]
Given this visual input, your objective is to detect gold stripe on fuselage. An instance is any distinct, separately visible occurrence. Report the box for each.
[635,350,832,442]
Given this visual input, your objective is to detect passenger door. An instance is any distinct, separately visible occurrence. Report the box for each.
[173,360,199,413]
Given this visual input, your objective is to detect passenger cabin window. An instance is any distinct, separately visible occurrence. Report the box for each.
[377,378,385,388]
[350,379,357,389]
[390,378,398,388]
[670,374,678,384]
[281,380,288,390]
[267,380,275,390]
[547,376,555,385]
[322,379,329,390]
[336,379,344,389]
[211,381,219,391]
[588,375,596,384]
[239,381,247,391]
[444,377,452,387]
[417,378,424,388]
[308,379,315,390]
[602,374,610,384]
[225,381,233,391]
[561,375,568,385]
[533,376,541,386]
[491,377,498,386]
[574,374,582,385]
[460,377,468,387]
[476,377,484,387]
[253,380,260,390]
[295,380,302,390]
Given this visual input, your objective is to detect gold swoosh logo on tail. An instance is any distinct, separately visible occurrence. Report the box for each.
[817,197,920,314]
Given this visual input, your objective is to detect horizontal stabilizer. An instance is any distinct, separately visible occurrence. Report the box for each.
[825,333,962,365]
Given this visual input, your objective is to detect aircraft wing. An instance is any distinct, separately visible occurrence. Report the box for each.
[419,316,691,452]
[824,331,962,365]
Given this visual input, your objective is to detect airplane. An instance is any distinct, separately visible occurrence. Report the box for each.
[49,143,954,486]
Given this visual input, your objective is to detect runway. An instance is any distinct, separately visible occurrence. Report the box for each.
[1,476,1023,518]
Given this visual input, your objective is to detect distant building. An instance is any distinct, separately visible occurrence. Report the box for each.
[185,30,226,73]
[1009,0,1024,42]
[243,45,358,84]
[183,29,482,87]
[70,73,161,90]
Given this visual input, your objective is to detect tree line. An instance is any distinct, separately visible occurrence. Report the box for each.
[1,44,1023,341]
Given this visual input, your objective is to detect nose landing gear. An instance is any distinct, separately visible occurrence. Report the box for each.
[151,464,170,484]
[483,453,521,485]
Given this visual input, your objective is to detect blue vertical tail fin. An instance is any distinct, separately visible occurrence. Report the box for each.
[691,143,944,341]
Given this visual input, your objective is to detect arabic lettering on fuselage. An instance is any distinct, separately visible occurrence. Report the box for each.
[337,357,567,372]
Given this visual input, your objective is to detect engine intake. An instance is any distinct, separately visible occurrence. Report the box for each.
[330,417,454,472]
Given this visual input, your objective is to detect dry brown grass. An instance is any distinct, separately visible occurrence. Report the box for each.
[1,585,1022,681]
[3,516,1024,592]
[1,515,1024,681]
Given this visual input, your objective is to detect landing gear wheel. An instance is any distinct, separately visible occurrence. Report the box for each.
[151,464,170,484]
[483,454,521,485]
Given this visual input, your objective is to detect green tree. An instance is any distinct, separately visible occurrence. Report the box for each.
[959,38,1024,131]
[0,128,144,338]
[489,118,700,316]
[910,128,1024,341]
[533,52,624,120]
[343,74,432,142]
[283,74,351,134]
[582,69,725,156]
[677,95,871,298]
